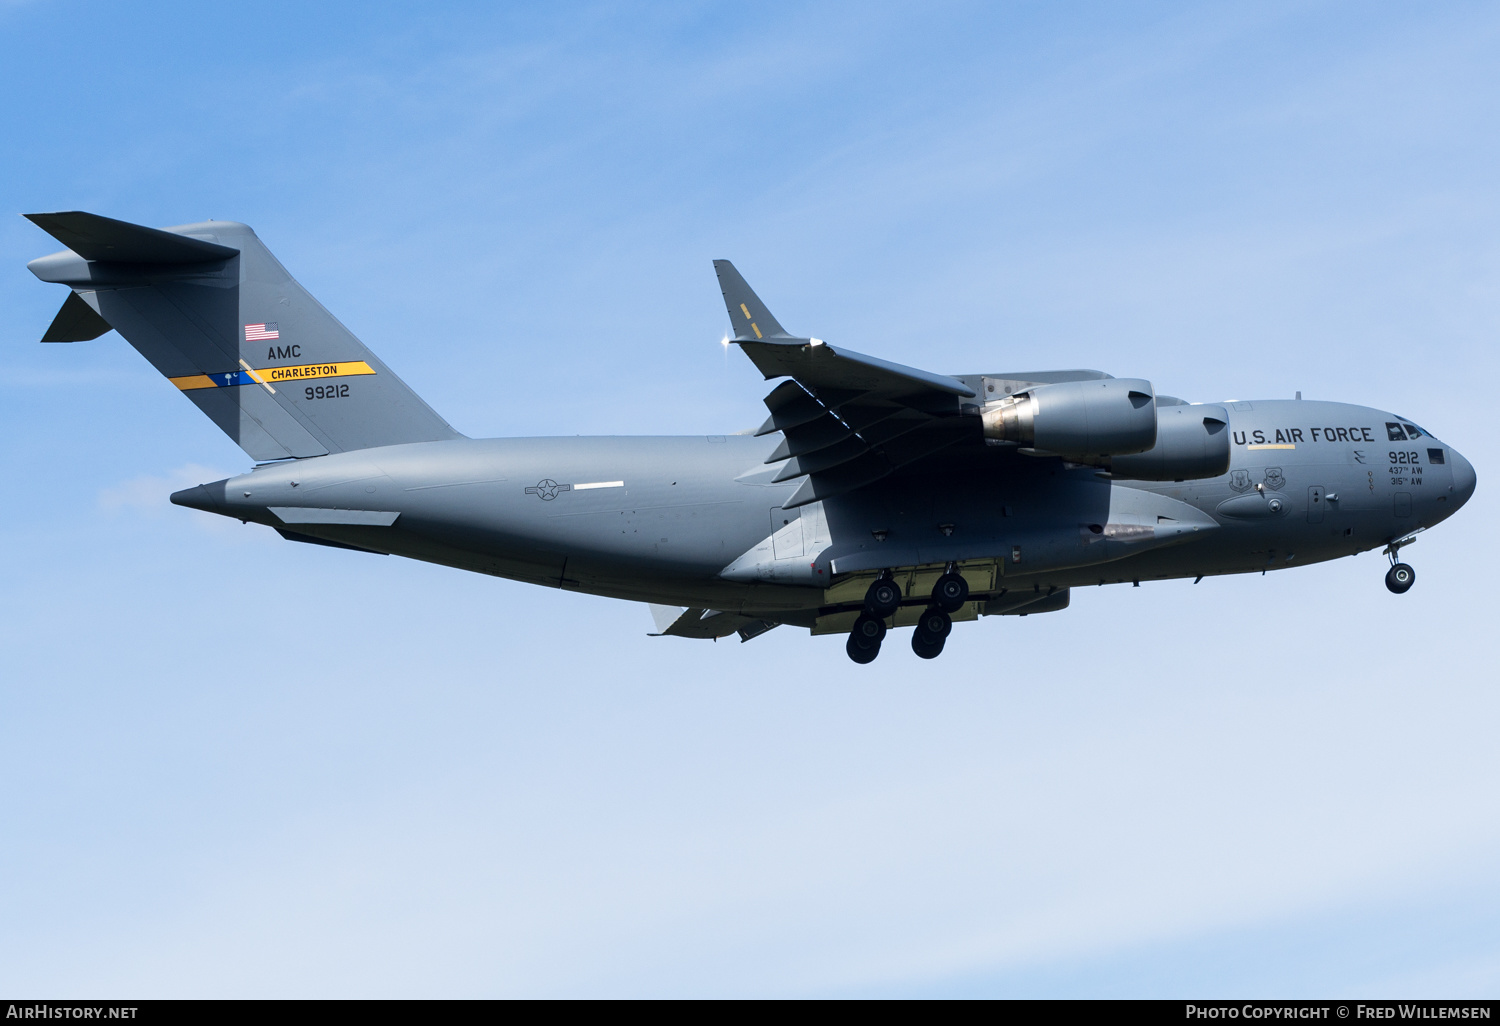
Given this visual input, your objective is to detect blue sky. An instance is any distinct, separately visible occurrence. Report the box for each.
[2,0,1498,997]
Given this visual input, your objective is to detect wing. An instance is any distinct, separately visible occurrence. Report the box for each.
[713,260,979,508]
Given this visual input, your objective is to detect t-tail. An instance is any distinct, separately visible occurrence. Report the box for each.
[25,211,461,460]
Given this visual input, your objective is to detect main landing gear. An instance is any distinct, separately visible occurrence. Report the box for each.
[845,612,886,664]
[844,566,970,664]
[1383,535,1418,595]
[847,571,898,664]
[911,605,951,660]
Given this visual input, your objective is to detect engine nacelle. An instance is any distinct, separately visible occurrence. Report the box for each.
[981,378,1157,458]
[1102,404,1230,481]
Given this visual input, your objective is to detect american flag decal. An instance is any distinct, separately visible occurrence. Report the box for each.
[245,322,280,341]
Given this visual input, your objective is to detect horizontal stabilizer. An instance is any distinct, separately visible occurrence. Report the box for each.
[41,291,111,343]
[25,211,238,263]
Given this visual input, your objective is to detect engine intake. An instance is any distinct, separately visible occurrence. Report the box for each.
[981,378,1157,458]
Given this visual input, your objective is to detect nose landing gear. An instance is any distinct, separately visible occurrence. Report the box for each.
[1385,562,1415,594]
[1383,532,1421,595]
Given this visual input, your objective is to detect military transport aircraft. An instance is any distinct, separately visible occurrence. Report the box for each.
[26,212,1477,663]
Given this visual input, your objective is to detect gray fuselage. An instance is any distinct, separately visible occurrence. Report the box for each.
[174,398,1476,629]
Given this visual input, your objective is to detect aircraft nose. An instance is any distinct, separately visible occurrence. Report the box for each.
[1449,448,1477,509]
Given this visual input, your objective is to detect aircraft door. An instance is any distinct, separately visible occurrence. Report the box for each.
[770,507,804,559]
[1307,485,1326,524]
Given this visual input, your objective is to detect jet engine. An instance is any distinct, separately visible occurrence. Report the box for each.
[981,378,1157,458]
[1100,404,1230,481]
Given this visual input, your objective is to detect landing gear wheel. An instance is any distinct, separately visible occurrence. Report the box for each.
[1385,562,1415,594]
[846,632,880,664]
[864,576,901,619]
[911,629,946,660]
[850,613,887,647]
[916,606,952,639]
[846,613,886,664]
[932,572,969,613]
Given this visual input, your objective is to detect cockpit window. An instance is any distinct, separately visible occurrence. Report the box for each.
[1403,423,1424,439]
[1386,422,1407,441]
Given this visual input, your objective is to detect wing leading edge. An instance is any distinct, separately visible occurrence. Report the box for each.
[713,260,979,508]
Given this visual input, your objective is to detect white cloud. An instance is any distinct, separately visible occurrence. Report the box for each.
[98,463,233,519]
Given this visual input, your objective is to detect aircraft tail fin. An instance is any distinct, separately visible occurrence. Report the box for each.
[713,260,791,340]
[26,212,462,461]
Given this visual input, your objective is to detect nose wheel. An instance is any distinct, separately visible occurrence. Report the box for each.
[1382,532,1421,595]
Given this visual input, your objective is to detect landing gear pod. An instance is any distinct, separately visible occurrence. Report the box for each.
[981,378,1157,459]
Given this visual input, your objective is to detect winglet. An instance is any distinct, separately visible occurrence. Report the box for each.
[713,260,791,340]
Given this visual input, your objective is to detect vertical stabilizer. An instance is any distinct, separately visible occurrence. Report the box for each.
[26,212,462,461]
